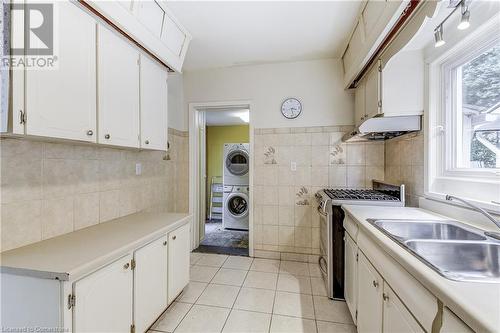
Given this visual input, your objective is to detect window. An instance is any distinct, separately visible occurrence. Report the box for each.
[452,43,500,170]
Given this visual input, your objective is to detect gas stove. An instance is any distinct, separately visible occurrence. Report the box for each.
[323,188,401,201]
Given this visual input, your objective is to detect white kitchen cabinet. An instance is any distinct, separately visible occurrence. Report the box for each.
[135,0,165,38]
[167,223,190,304]
[97,24,140,148]
[357,250,383,333]
[344,232,358,324]
[161,14,187,57]
[25,1,97,142]
[441,308,474,333]
[364,61,382,120]
[134,235,168,333]
[354,79,366,126]
[140,54,168,150]
[382,283,424,333]
[73,254,133,333]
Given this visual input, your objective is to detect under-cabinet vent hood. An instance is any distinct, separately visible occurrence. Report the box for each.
[342,115,421,142]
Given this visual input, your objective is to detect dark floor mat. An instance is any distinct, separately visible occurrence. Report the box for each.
[200,220,249,249]
[194,245,249,256]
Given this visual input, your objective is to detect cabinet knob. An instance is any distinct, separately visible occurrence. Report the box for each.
[105,134,110,139]
[123,263,130,270]
[163,241,167,246]
[145,140,150,145]
[86,130,94,136]
[383,293,389,301]
[372,280,379,288]
[172,235,177,240]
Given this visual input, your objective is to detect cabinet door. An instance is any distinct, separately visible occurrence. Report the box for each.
[134,235,168,333]
[140,54,168,150]
[161,14,186,57]
[26,1,96,142]
[73,254,133,333]
[168,223,190,304]
[382,283,424,333]
[344,233,358,324]
[136,0,164,37]
[357,251,383,333]
[97,24,140,148]
[354,79,366,126]
[441,308,474,333]
[365,62,381,119]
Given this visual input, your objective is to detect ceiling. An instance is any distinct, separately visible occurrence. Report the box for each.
[166,1,364,71]
[205,109,250,126]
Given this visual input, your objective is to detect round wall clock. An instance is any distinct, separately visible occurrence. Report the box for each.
[281,98,302,119]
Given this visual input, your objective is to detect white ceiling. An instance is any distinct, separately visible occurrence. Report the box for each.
[205,109,250,126]
[166,1,364,71]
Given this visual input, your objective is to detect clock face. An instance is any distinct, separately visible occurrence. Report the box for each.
[281,98,302,119]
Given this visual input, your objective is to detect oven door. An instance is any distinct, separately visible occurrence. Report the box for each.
[318,203,333,299]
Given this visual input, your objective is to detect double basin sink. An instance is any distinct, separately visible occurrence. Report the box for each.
[367,219,500,283]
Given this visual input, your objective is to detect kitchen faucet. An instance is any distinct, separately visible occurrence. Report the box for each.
[445,195,500,240]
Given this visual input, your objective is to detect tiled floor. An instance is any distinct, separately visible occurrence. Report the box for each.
[150,253,356,333]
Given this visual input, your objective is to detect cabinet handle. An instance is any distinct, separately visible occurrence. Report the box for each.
[372,280,379,288]
[145,140,150,145]
[104,134,110,139]
[163,241,167,246]
[172,235,177,240]
[123,262,130,270]
[383,293,389,301]
[86,130,94,136]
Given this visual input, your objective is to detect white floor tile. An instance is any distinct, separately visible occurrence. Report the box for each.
[177,281,208,304]
[277,274,312,295]
[269,315,317,333]
[174,304,230,333]
[222,309,271,333]
[308,263,322,278]
[212,268,248,286]
[223,256,254,270]
[273,291,315,320]
[196,283,240,308]
[313,297,353,324]
[310,278,327,297]
[190,252,204,265]
[243,271,278,290]
[279,261,310,276]
[190,265,219,283]
[195,253,229,267]
[250,258,280,273]
[152,302,192,332]
[316,321,356,333]
[234,287,276,313]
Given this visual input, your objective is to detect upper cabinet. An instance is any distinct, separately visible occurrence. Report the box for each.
[24,1,97,142]
[84,0,191,72]
[97,25,140,148]
[140,54,168,150]
[342,0,408,88]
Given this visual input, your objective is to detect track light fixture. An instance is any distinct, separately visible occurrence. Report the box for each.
[433,0,472,48]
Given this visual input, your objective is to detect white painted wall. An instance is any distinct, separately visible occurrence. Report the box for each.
[167,72,186,131]
[182,58,354,129]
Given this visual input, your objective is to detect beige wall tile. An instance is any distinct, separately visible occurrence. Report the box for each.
[346,144,365,165]
[294,206,311,227]
[262,225,279,246]
[1,157,42,204]
[279,226,294,246]
[366,143,385,166]
[262,205,279,225]
[347,166,366,188]
[1,200,42,251]
[99,189,121,222]
[329,166,347,187]
[311,146,330,166]
[278,206,294,226]
[41,197,74,240]
[74,192,99,230]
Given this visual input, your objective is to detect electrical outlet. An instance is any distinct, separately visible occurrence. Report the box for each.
[135,163,142,176]
[290,161,297,171]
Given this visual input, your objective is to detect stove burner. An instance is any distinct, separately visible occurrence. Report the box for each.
[324,189,400,201]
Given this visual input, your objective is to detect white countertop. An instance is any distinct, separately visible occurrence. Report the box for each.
[0,212,191,281]
[342,205,500,333]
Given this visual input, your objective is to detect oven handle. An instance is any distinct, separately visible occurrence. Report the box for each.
[317,206,328,217]
[318,256,328,275]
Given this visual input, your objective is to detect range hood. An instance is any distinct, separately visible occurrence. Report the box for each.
[342,115,421,142]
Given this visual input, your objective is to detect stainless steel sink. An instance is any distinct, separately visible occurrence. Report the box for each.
[372,219,487,241]
[405,240,500,282]
[367,218,500,282]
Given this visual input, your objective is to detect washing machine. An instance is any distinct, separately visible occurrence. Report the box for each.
[223,143,249,186]
[223,185,249,230]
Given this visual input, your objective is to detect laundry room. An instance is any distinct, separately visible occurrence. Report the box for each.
[199,108,250,255]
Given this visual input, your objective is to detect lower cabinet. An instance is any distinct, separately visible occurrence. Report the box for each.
[73,254,133,333]
[441,308,474,333]
[167,223,191,304]
[383,283,424,333]
[134,236,168,333]
[344,232,358,323]
[357,251,383,333]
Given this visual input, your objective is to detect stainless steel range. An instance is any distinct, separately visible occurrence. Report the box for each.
[315,180,405,300]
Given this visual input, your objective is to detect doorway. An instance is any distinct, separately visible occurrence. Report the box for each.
[189,101,253,257]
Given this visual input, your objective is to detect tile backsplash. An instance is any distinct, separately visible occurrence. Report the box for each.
[0,128,189,252]
[253,126,385,257]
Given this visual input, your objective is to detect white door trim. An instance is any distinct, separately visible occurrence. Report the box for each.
[188,100,254,256]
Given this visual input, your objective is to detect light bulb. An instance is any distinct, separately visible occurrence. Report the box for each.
[457,8,470,30]
[434,26,445,47]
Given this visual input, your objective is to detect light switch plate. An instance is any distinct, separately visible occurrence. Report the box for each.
[290,161,297,171]
[135,163,142,175]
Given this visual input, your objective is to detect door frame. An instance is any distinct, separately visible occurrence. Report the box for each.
[188,100,254,256]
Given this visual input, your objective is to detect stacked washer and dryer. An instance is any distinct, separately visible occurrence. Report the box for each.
[222,143,250,230]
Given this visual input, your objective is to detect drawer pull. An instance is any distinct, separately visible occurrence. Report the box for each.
[372,280,379,288]
[163,241,167,246]
[123,263,130,270]
[172,235,177,240]
[383,293,389,301]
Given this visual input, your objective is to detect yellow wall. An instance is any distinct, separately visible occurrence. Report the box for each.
[206,125,249,202]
